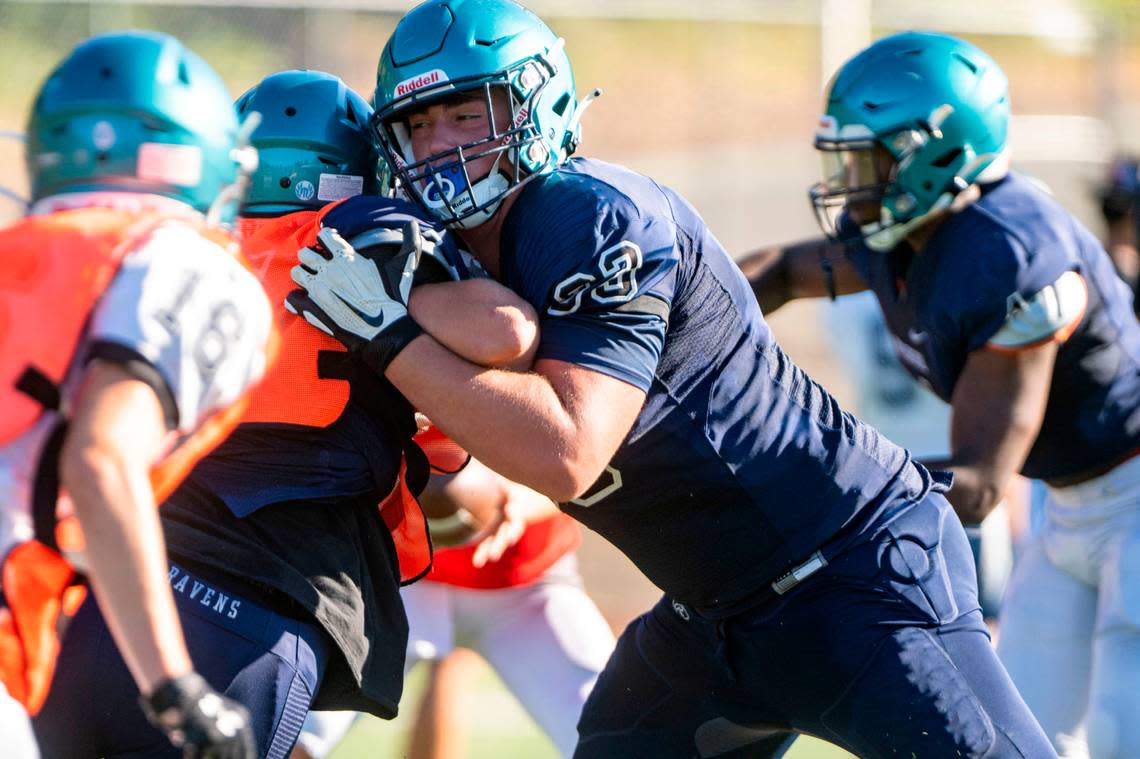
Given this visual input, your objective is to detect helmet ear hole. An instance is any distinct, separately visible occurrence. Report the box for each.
[930,148,962,168]
[236,70,378,211]
[551,93,570,116]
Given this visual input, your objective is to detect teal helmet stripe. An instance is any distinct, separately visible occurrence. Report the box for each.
[372,0,582,228]
[811,31,1011,250]
[236,70,379,214]
[26,31,240,217]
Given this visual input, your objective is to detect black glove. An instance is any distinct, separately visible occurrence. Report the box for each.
[140,672,257,759]
[287,222,426,374]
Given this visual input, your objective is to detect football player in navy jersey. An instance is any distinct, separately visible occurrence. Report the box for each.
[742,31,1140,759]
[286,2,1055,756]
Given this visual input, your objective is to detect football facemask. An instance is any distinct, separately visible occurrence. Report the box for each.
[374,56,560,229]
[810,137,895,244]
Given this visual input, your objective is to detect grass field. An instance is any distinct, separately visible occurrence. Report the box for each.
[327,657,854,759]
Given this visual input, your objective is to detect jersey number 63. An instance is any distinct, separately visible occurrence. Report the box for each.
[548,242,643,316]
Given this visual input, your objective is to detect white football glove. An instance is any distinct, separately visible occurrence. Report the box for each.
[286,222,426,372]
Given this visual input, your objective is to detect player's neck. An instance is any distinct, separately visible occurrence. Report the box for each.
[456,190,521,279]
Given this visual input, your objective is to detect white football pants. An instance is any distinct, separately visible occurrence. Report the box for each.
[998,453,1140,759]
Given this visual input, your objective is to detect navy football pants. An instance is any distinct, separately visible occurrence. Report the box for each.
[33,564,327,758]
[574,493,1056,758]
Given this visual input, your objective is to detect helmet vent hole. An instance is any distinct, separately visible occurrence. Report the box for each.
[862,101,881,111]
[952,53,979,73]
[346,101,358,124]
[99,67,113,79]
[285,106,297,117]
[279,177,291,188]
[96,151,110,164]
[318,156,337,165]
[552,93,571,116]
[930,148,962,168]
[474,37,503,47]
[177,62,191,85]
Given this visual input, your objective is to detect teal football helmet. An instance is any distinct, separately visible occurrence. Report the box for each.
[26,31,242,218]
[236,70,380,215]
[372,0,591,228]
[811,31,1011,251]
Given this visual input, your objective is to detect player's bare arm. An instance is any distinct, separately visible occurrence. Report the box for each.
[409,277,539,371]
[736,236,865,313]
[928,342,1056,524]
[59,359,192,695]
[390,340,644,503]
[289,226,643,502]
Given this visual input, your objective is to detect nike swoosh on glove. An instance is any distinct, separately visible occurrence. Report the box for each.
[286,222,425,373]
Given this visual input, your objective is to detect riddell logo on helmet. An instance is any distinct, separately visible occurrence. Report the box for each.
[394,69,447,98]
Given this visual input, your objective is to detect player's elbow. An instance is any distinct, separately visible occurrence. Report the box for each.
[537,452,608,504]
[59,435,125,516]
[740,246,791,313]
[483,303,539,371]
[954,479,1005,525]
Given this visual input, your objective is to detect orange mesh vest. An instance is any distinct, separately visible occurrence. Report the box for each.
[238,210,431,584]
[0,208,265,713]
[238,211,350,427]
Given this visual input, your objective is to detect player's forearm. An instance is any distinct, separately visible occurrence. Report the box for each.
[736,245,794,313]
[387,336,589,502]
[409,279,539,371]
[738,237,864,311]
[61,442,192,694]
[923,458,1006,524]
[61,364,193,695]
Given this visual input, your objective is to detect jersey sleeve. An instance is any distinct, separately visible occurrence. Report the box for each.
[87,222,274,434]
[939,222,1079,354]
[507,185,677,392]
[985,269,1088,350]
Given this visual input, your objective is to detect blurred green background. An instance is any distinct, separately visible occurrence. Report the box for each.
[5,1,1140,755]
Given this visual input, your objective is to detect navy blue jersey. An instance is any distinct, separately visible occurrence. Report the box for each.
[844,172,1140,481]
[498,157,929,617]
[184,403,403,516]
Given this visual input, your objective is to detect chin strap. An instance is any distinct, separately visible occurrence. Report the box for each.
[863,201,950,252]
[863,180,986,252]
